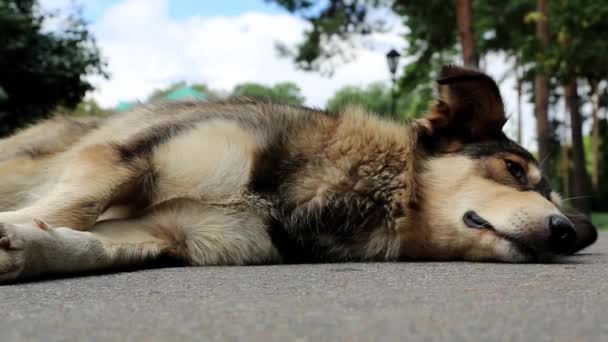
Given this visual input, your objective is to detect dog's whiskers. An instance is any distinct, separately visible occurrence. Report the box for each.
[538,154,551,171]
[560,196,592,202]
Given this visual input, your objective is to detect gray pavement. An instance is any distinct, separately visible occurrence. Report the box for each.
[1,234,607,342]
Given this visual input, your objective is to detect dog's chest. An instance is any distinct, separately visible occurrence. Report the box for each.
[250,149,412,262]
[267,193,402,263]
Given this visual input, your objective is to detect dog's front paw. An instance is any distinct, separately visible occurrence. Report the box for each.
[0,223,28,283]
[0,221,50,283]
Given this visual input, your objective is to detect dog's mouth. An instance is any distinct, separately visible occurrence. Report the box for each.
[463,211,493,230]
[463,211,535,259]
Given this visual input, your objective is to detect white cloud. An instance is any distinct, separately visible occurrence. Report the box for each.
[81,0,406,108]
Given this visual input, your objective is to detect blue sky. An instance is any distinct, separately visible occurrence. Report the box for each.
[168,0,283,18]
[81,0,284,22]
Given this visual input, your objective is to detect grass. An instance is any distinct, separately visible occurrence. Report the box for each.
[592,212,608,230]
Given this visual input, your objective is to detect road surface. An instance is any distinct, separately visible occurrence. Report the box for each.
[1,233,606,341]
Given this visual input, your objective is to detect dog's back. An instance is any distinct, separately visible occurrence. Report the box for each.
[0,101,321,211]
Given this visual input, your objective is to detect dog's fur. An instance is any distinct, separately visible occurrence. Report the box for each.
[0,66,598,282]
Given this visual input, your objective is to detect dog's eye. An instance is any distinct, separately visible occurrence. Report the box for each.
[505,160,526,184]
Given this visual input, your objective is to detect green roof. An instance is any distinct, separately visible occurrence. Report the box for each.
[166,86,206,101]
[116,101,136,112]
[115,86,206,112]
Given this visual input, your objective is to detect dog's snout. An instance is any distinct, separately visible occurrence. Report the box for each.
[547,215,576,254]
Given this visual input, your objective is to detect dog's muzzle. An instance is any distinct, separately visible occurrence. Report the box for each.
[463,211,577,255]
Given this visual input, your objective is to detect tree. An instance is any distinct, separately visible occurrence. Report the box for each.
[595,117,608,210]
[563,81,591,214]
[232,82,305,105]
[70,99,111,117]
[0,0,107,135]
[473,0,536,147]
[591,82,600,191]
[456,0,477,67]
[531,0,552,177]
[548,0,608,213]
[326,82,419,118]
[269,82,306,105]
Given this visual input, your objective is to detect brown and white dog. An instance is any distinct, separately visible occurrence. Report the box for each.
[0,65,598,282]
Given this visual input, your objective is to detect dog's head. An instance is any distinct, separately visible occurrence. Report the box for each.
[411,65,597,262]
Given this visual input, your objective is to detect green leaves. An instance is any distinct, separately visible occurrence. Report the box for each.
[326,81,427,119]
[0,0,106,136]
[232,82,305,105]
[268,0,390,72]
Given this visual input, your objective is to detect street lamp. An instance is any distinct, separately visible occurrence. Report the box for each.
[386,49,400,116]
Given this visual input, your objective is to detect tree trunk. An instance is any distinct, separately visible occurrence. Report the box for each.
[564,80,592,214]
[562,101,571,199]
[456,0,477,68]
[562,143,570,199]
[535,0,552,177]
[591,82,600,191]
[516,66,523,144]
[535,76,551,174]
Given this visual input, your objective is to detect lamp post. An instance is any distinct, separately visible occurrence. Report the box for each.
[386,49,400,116]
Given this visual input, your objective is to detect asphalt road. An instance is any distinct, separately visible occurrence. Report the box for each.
[1,234,606,342]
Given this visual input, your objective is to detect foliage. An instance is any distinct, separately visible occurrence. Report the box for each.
[269,0,392,73]
[548,0,608,82]
[0,0,107,136]
[69,99,111,117]
[326,82,425,119]
[232,82,305,105]
[591,212,608,230]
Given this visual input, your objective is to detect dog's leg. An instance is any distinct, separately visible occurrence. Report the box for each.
[0,144,142,230]
[0,220,165,283]
[0,199,278,283]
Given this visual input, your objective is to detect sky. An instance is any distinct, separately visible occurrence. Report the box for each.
[39,0,539,149]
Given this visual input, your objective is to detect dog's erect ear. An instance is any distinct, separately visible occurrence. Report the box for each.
[425,65,507,140]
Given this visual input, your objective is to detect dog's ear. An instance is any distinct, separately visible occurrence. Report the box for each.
[424,65,507,140]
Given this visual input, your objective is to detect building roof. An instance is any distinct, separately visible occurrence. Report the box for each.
[165,86,206,101]
[116,86,207,112]
[116,101,137,112]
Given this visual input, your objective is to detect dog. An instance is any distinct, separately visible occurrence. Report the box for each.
[0,65,598,282]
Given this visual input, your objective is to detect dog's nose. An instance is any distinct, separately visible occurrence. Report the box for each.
[547,215,576,254]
